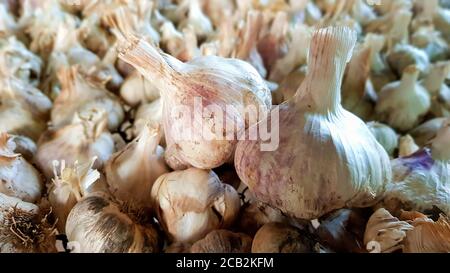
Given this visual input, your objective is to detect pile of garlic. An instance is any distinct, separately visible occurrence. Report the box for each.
[0,0,449,253]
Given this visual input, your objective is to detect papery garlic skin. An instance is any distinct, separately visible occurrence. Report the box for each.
[236,27,391,220]
[7,134,37,162]
[387,44,430,76]
[0,193,56,253]
[422,61,450,117]
[51,66,124,131]
[151,168,240,243]
[36,110,115,179]
[190,230,252,253]
[118,35,271,170]
[132,98,164,139]
[375,65,431,132]
[0,133,42,203]
[48,158,102,233]
[398,135,419,157]
[364,208,413,253]
[105,125,169,210]
[403,215,450,253]
[367,122,398,157]
[66,195,159,253]
[410,117,447,146]
[120,71,160,107]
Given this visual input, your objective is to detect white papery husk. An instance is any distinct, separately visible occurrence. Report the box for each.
[36,109,115,179]
[403,214,450,253]
[105,125,169,211]
[120,70,160,107]
[0,133,42,203]
[151,168,240,243]
[178,0,213,39]
[132,98,163,139]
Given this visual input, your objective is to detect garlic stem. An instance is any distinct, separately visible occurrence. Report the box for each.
[422,61,450,95]
[296,26,356,113]
[398,66,420,95]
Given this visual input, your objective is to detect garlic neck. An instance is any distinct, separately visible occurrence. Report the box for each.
[399,66,420,95]
[296,27,357,114]
[423,62,450,94]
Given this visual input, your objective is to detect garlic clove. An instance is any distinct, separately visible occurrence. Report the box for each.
[190,230,252,253]
[105,125,169,211]
[48,157,102,233]
[235,26,391,219]
[375,65,431,132]
[0,193,57,253]
[151,168,240,243]
[66,195,159,253]
[398,135,420,157]
[0,133,43,203]
[367,122,399,157]
[364,208,413,253]
[36,109,115,179]
[252,222,314,253]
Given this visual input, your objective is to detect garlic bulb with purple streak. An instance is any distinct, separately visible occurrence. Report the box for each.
[235,26,391,220]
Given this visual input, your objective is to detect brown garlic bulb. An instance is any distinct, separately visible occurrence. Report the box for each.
[66,195,159,253]
[237,201,288,237]
[252,222,314,253]
[151,168,240,243]
[403,214,450,253]
[190,230,252,253]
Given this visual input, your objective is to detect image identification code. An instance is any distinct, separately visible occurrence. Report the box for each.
[176,257,274,271]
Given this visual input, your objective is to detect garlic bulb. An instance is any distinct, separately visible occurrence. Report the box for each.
[383,121,450,215]
[7,134,36,162]
[160,21,189,61]
[235,26,391,220]
[269,24,312,82]
[398,135,420,157]
[66,195,159,253]
[132,98,164,139]
[237,201,288,236]
[190,230,252,253]
[367,122,398,157]
[252,222,313,253]
[0,3,17,38]
[0,193,56,253]
[105,125,169,210]
[118,33,271,170]
[403,214,450,253]
[120,70,160,107]
[433,5,450,42]
[409,117,447,146]
[375,65,431,132]
[151,168,240,243]
[411,26,449,62]
[179,0,213,39]
[233,11,266,78]
[0,77,52,141]
[422,61,450,117]
[0,133,42,203]
[79,14,113,58]
[386,44,430,76]
[48,158,102,233]
[52,66,124,131]
[0,36,42,86]
[36,109,115,179]
[364,208,413,253]
[342,45,375,120]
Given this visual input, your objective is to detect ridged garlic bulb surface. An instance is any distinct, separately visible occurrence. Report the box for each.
[235,26,391,220]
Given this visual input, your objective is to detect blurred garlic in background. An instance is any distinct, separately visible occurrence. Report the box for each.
[367,121,399,157]
[398,134,420,157]
[190,229,252,253]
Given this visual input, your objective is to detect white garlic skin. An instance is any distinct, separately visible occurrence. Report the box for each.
[105,125,169,210]
[0,134,42,203]
[235,27,391,220]
[36,111,115,179]
[132,98,163,140]
[375,65,431,132]
[66,195,159,253]
[151,168,240,243]
[367,122,399,157]
[120,71,160,107]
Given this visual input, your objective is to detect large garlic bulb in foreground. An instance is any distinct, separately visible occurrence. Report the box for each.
[375,65,431,132]
[0,133,42,203]
[105,125,169,210]
[66,195,159,253]
[383,120,450,215]
[235,26,391,220]
[118,33,271,170]
[48,158,103,233]
[151,168,240,243]
[0,193,56,253]
[51,66,124,131]
[36,109,115,179]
